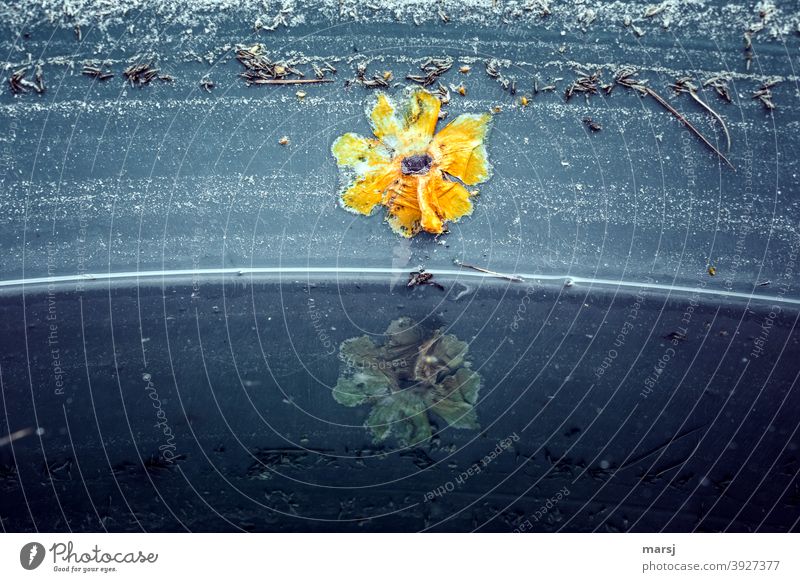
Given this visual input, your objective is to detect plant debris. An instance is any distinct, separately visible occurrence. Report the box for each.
[8,66,45,94]
[82,63,114,81]
[434,82,450,105]
[199,77,215,92]
[702,74,733,103]
[743,1,776,70]
[565,68,602,101]
[406,56,453,87]
[485,58,517,95]
[123,61,170,87]
[236,44,331,86]
[312,61,337,79]
[615,67,735,170]
[332,317,481,446]
[349,62,390,88]
[578,8,597,31]
[144,453,186,474]
[671,76,731,152]
[533,77,560,94]
[407,268,444,291]
[453,259,523,282]
[583,117,602,132]
[643,3,666,19]
[485,59,501,81]
[530,0,552,17]
[752,77,780,110]
[254,2,292,32]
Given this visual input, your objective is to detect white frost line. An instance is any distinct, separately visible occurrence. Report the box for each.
[0,267,797,306]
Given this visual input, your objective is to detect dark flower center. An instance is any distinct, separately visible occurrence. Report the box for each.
[401,153,433,175]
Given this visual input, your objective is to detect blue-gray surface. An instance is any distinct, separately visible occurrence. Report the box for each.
[0,0,799,532]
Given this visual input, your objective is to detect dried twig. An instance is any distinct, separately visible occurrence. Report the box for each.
[453,260,524,282]
[671,76,731,152]
[615,68,735,170]
[250,78,333,85]
[646,88,735,170]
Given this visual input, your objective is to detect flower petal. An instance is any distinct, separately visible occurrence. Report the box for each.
[382,171,475,235]
[429,113,492,185]
[383,176,422,237]
[370,90,442,155]
[427,171,474,222]
[398,90,441,151]
[331,132,391,174]
[369,93,402,145]
[341,164,400,215]
[415,175,445,234]
[422,171,475,234]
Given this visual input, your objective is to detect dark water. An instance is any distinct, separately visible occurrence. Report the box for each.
[1,274,798,532]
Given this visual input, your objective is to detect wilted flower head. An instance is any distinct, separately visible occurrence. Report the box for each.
[332,89,492,237]
[333,317,481,446]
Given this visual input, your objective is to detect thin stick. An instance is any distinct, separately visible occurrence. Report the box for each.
[645,87,736,171]
[249,78,334,85]
[686,89,731,152]
[454,260,524,282]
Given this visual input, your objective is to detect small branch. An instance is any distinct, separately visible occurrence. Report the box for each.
[645,87,735,171]
[672,77,731,152]
[685,89,731,152]
[453,260,524,282]
[249,78,334,85]
[617,68,735,170]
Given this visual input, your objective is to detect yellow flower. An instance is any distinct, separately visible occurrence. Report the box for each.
[332,89,492,237]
